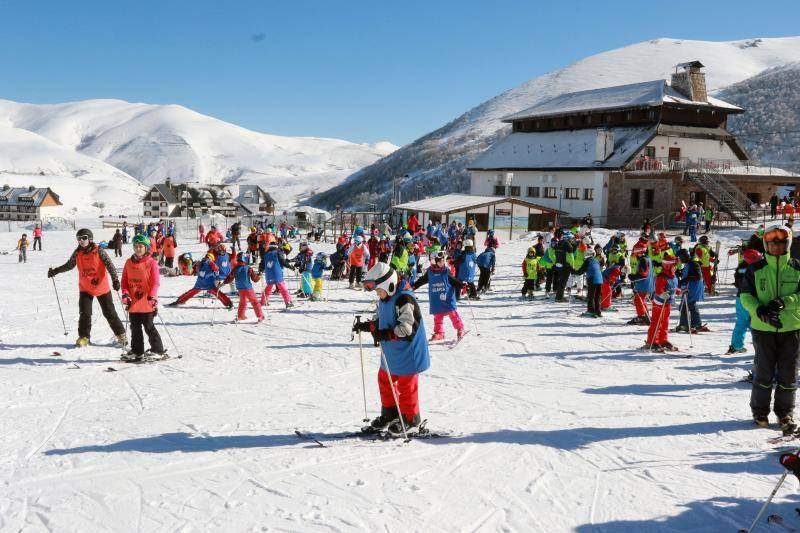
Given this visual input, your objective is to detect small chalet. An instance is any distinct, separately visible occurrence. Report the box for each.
[143,179,275,219]
[469,61,800,226]
[0,185,62,221]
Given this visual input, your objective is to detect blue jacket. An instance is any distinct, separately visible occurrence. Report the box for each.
[234,264,255,291]
[215,252,231,278]
[377,289,429,376]
[679,260,705,303]
[260,249,289,284]
[653,274,679,305]
[477,248,495,269]
[426,267,458,314]
[311,259,331,279]
[194,259,220,290]
[456,251,477,282]
[584,257,603,284]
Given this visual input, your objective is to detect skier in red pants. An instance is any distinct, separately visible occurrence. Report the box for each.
[627,242,652,325]
[167,251,233,308]
[353,263,430,435]
[645,256,680,352]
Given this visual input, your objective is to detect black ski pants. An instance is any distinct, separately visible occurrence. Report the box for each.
[129,311,164,356]
[78,291,125,339]
[587,281,602,315]
[751,329,800,419]
[553,267,570,300]
[545,268,555,293]
[477,267,491,292]
[164,256,174,268]
[349,266,364,285]
[33,236,42,250]
[522,279,537,297]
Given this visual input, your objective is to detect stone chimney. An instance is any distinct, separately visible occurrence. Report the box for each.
[671,61,708,102]
[595,129,614,162]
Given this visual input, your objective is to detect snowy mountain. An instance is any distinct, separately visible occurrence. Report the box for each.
[310,36,800,211]
[0,99,397,215]
[721,62,800,172]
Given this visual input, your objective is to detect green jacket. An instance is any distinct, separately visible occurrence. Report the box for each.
[704,208,713,222]
[740,252,800,332]
[523,256,540,280]
[391,248,409,274]
[540,247,556,269]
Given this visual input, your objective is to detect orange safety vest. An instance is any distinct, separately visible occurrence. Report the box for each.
[76,245,110,296]
[349,244,366,267]
[163,236,176,258]
[124,256,157,313]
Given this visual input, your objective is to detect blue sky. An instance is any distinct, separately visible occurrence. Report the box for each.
[1,1,797,145]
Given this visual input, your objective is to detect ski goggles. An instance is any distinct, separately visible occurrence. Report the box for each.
[77,235,90,242]
[764,227,791,244]
[361,269,393,292]
[432,251,446,262]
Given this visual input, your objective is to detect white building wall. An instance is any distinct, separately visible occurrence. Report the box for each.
[644,135,740,162]
[470,170,609,220]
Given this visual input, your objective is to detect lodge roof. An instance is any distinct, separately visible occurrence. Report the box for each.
[0,186,62,207]
[502,80,742,123]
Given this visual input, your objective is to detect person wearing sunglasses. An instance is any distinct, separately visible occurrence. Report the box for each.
[47,228,126,348]
[352,263,430,434]
[740,225,800,435]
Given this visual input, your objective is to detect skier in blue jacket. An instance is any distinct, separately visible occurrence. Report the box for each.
[454,239,479,300]
[581,248,604,317]
[476,246,496,293]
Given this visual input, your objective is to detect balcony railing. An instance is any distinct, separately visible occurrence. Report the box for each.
[626,156,799,177]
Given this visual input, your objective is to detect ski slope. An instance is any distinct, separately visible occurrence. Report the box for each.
[0,227,796,532]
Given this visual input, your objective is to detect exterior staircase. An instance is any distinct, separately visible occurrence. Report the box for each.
[687,171,755,226]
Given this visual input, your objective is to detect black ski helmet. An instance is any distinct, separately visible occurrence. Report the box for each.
[76,228,94,242]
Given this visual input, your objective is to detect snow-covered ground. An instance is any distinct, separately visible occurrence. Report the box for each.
[2,226,798,532]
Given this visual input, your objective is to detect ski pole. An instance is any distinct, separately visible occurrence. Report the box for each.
[157,309,182,359]
[115,290,129,352]
[352,315,369,422]
[742,467,793,533]
[51,277,68,336]
[210,282,221,327]
[683,292,694,349]
[378,344,410,443]
[648,298,667,351]
[464,288,480,336]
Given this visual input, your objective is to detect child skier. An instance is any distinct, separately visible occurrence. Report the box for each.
[727,248,763,354]
[48,228,127,347]
[455,239,478,300]
[348,236,369,288]
[600,260,623,312]
[233,251,264,322]
[413,250,465,341]
[521,246,539,299]
[353,263,430,435]
[581,248,603,318]
[626,242,652,325]
[476,245,495,293]
[168,250,234,308]
[645,256,680,351]
[120,234,165,361]
[16,233,29,263]
[259,242,295,308]
[310,251,332,301]
[676,248,707,333]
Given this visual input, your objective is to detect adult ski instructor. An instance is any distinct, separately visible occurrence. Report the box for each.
[740,224,800,435]
[47,228,127,348]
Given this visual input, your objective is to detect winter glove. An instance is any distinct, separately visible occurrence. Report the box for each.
[757,305,783,329]
[372,328,397,345]
[47,267,56,278]
[768,297,786,313]
[112,279,121,292]
[781,452,800,480]
[675,288,682,296]
[352,319,375,334]
[147,296,158,309]
[121,294,132,310]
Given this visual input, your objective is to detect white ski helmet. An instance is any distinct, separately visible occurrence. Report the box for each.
[363,262,398,296]
[463,239,474,248]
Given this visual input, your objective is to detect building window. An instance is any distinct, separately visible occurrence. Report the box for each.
[493,185,505,196]
[565,188,579,200]
[583,188,594,200]
[644,189,655,209]
[509,186,521,197]
[747,192,761,204]
[544,187,558,199]
[644,146,656,158]
[527,186,540,198]
[630,189,640,208]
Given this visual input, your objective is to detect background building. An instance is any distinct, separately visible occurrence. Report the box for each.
[0,185,62,221]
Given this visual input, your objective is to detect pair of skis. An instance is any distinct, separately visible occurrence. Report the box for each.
[294,420,453,447]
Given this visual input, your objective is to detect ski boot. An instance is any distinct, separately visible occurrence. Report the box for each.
[780,416,798,436]
[457,329,466,340]
[145,349,169,361]
[753,415,769,428]
[386,414,422,436]
[363,407,399,433]
[659,341,679,352]
[626,316,643,325]
[726,345,748,355]
[166,300,181,307]
[580,311,598,318]
[121,351,143,362]
[695,325,711,333]
[75,336,90,348]
[285,301,295,309]
[116,333,128,347]
[430,332,445,342]
[674,325,689,333]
